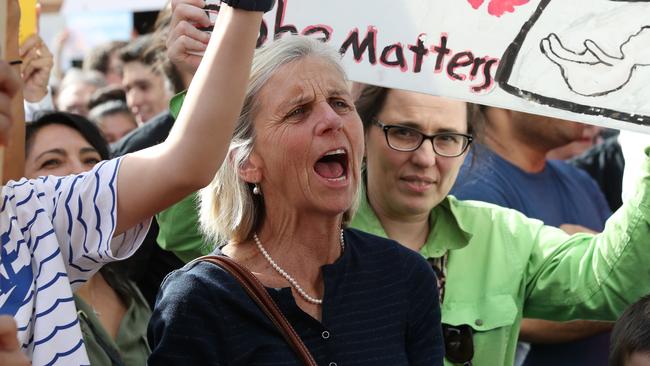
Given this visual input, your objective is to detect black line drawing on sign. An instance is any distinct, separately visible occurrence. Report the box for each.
[496,0,650,126]
[540,28,650,97]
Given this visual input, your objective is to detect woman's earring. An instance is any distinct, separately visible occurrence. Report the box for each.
[253,183,261,195]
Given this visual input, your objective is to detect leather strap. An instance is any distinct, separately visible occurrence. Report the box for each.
[197,255,318,366]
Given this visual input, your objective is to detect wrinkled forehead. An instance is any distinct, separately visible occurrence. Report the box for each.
[257,57,351,111]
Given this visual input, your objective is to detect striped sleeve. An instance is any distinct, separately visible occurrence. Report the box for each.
[44,157,151,289]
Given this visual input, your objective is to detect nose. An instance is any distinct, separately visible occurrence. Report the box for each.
[314,102,344,136]
[411,138,437,168]
[127,89,144,112]
[63,159,87,176]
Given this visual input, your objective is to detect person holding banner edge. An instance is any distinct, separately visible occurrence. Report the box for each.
[0,0,264,364]
[352,85,650,366]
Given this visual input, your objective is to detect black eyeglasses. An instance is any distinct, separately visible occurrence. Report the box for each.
[374,120,473,157]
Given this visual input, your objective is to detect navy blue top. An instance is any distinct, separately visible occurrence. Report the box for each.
[147,228,443,365]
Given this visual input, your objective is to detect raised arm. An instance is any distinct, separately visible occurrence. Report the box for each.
[523,146,650,321]
[115,1,268,235]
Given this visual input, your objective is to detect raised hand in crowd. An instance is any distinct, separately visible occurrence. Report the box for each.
[114,3,264,234]
[167,0,211,77]
[19,34,53,103]
[0,316,30,366]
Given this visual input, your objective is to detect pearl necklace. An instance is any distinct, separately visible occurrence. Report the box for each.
[254,230,345,305]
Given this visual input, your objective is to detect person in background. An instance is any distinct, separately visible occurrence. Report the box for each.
[609,294,650,366]
[89,100,138,143]
[119,35,172,125]
[87,86,137,143]
[452,106,613,366]
[56,69,107,117]
[89,101,138,143]
[24,111,151,365]
[88,85,128,110]
[546,123,602,160]
[83,41,128,86]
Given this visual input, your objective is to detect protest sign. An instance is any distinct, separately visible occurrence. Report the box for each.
[248,0,650,133]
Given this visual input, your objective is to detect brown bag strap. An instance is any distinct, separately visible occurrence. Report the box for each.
[196,255,318,366]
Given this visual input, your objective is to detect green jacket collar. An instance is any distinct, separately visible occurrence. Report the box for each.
[351,189,472,257]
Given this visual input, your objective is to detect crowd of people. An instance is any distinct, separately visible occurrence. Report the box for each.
[1,0,649,365]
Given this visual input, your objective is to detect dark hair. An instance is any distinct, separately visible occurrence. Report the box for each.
[120,16,185,94]
[26,111,110,160]
[610,295,650,366]
[83,41,128,74]
[89,100,136,126]
[119,34,157,66]
[355,85,481,138]
[88,85,127,110]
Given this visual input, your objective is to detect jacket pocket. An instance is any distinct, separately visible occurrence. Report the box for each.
[442,294,518,332]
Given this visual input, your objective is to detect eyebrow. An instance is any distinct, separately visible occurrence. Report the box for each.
[34,148,66,161]
[391,122,463,134]
[80,147,100,156]
[34,147,100,161]
[277,87,351,111]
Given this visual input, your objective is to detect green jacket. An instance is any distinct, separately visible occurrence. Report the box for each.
[350,147,650,366]
[75,281,151,366]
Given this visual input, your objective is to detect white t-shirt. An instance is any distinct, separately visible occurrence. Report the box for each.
[0,158,150,365]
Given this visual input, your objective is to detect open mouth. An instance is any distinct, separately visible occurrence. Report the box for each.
[314,148,349,182]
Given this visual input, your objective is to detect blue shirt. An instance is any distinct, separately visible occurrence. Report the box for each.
[148,228,444,365]
[453,146,611,230]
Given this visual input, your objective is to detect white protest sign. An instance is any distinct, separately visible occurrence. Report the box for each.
[240,0,650,133]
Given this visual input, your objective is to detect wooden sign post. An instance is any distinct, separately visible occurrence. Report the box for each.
[1,0,8,183]
[2,0,26,184]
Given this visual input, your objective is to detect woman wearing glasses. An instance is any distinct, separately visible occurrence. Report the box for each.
[350,85,650,366]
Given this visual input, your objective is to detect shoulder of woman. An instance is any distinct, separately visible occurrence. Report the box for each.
[159,259,238,297]
[344,228,430,269]
[345,227,403,249]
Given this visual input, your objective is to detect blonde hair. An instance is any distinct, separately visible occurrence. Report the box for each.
[199,35,356,246]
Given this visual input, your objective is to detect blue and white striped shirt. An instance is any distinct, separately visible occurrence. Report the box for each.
[0,158,149,365]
